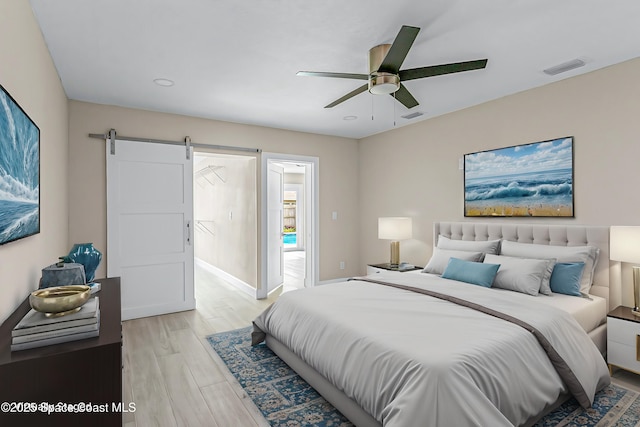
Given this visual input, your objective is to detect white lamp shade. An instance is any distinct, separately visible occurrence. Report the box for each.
[610,226,640,264]
[378,217,412,240]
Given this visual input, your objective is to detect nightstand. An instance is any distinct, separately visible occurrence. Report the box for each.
[607,306,640,375]
[367,263,422,275]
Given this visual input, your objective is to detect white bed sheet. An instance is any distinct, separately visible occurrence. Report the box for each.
[534,293,607,333]
[405,270,607,333]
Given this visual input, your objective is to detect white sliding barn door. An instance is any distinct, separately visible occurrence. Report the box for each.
[107,139,194,320]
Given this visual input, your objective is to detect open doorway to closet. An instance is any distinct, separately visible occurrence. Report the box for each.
[192,152,260,314]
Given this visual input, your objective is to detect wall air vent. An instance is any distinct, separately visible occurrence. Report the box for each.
[543,59,586,76]
[401,111,424,120]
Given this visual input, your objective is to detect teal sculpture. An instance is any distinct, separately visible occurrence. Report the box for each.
[65,243,102,282]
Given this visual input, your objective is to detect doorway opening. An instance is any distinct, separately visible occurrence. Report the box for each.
[193,152,259,303]
[260,153,319,298]
[282,163,306,291]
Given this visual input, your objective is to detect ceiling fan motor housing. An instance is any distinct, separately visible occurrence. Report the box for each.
[369,44,400,94]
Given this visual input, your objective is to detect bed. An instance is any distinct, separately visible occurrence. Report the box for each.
[252,222,615,427]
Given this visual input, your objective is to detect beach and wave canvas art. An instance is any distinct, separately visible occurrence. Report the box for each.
[0,84,40,244]
[464,137,574,217]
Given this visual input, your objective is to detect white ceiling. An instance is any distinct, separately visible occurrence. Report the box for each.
[29,0,640,139]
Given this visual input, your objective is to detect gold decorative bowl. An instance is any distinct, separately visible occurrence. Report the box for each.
[29,285,91,317]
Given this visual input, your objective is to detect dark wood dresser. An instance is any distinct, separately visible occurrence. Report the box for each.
[0,277,122,426]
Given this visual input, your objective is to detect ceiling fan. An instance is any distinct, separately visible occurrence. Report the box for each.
[297,25,488,109]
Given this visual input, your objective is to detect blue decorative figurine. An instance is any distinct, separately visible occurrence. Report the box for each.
[65,243,102,283]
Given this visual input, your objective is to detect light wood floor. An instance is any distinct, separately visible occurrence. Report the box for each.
[122,263,640,426]
[122,264,279,427]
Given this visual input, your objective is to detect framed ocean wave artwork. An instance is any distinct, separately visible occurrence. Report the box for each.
[0,84,40,244]
[464,137,574,217]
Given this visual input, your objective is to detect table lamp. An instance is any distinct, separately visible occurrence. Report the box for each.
[378,217,412,267]
[610,226,640,315]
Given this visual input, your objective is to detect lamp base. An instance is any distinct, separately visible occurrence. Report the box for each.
[390,241,400,267]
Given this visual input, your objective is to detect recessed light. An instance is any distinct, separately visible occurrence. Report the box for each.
[343,115,357,121]
[153,78,174,87]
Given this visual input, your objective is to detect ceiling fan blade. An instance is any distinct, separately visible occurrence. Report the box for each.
[377,25,420,74]
[391,84,419,109]
[399,59,488,81]
[324,84,369,108]
[297,71,368,80]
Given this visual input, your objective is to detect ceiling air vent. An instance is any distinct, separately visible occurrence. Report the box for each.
[543,59,586,76]
[401,111,424,120]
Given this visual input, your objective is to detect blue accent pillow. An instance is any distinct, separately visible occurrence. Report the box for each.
[441,258,500,288]
[550,262,585,296]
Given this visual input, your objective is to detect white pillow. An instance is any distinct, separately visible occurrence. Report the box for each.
[437,235,501,255]
[483,254,556,296]
[499,241,599,294]
[423,248,484,275]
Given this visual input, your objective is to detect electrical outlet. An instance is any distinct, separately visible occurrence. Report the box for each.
[339,261,345,270]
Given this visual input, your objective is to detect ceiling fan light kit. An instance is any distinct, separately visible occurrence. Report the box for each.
[298,25,488,110]
[368,44,400,94]
[369,73,400,95]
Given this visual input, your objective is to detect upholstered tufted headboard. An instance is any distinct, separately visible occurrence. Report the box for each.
[433,222,619,310]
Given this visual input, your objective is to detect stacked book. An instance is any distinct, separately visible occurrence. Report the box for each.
[11,297,100,351]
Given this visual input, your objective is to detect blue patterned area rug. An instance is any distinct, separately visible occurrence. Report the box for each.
[207,327,640,427]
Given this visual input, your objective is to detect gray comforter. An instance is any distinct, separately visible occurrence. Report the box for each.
[253,273,610,427]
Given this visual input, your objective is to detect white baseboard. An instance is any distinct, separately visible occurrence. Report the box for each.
[196,258,257,298]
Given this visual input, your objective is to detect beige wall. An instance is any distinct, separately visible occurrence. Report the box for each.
[0,1,69,323]
[359,58,640,299]
[194,153,257,287]
[68,101,360,285]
